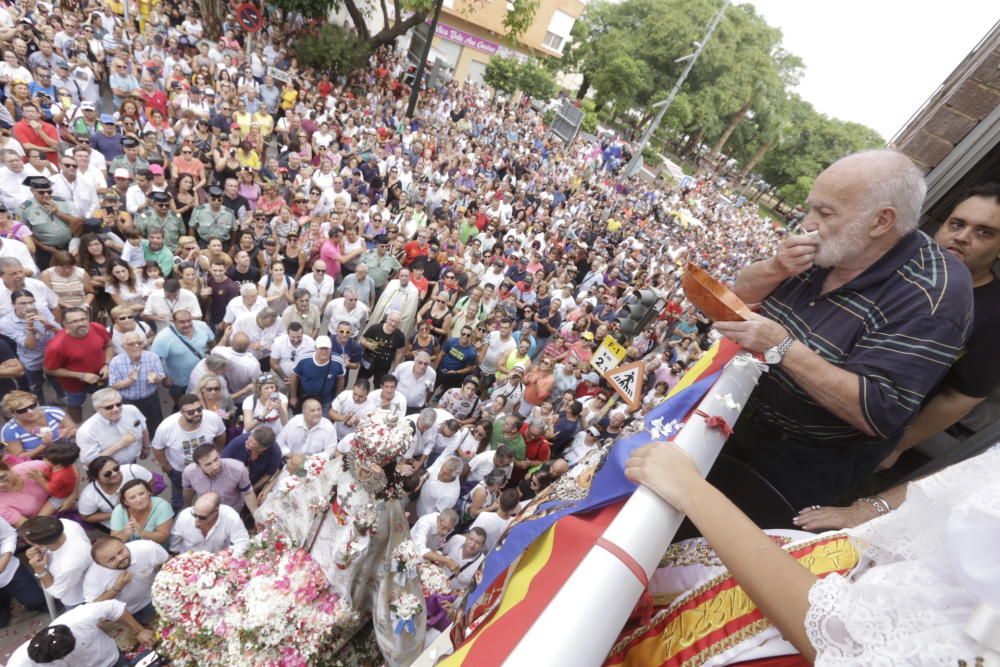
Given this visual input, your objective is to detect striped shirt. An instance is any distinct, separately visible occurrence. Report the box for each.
[745,231,972,458]
[108,351,165,400]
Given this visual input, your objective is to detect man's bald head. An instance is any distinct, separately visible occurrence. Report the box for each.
[822,150,926,233]
[194,492,221,519]
[231,332,251,353]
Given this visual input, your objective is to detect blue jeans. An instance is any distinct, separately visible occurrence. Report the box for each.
[0,562,46,628]
[168,469,184,513]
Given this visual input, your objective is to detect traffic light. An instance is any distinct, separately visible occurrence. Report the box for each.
[615,288,659,337]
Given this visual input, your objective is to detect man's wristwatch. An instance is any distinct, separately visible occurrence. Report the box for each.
[764,335,795,365]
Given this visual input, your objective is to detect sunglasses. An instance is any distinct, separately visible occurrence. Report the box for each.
[193,509,218,520]
[102,465,122,479]
[14,402,38,414]
[182,407,204,415]
[99,401,123,410]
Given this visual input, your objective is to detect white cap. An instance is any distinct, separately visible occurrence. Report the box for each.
[315,335,332,349]
[113,167,131,179]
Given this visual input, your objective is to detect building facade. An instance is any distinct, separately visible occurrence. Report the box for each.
[422,0,585,85]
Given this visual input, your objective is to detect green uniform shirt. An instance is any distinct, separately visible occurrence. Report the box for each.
[108,155,150,179]
[361,249,401,290]
[136,209,185,251]
[20,198,73,249]
[142,240,176,277]
[189,204,236,242]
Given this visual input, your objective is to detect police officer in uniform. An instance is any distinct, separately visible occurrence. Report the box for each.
[136,191,184,251]
[19,176,83,270]
[189,185,236,246]
[108,137,149,180]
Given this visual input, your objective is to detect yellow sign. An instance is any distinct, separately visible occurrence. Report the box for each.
[590,335,627,375]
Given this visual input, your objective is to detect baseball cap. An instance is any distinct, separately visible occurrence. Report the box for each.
[113,168,131,180]
[581,331,595,341]
[79,101,96,111]
[99,113,115,124]
[315,336,332,349]
[149,164,164,175]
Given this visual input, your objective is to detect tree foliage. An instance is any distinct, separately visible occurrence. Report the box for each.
[485,57,556,100]
[555,0,883,202]
[291,23,369,75]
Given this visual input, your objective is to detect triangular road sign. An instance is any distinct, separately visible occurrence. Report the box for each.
[604,361,645,412]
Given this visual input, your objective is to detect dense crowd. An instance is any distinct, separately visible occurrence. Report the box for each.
[0,0,789,663]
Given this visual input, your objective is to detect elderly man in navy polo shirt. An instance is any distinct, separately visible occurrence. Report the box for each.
[221,426,283,495]
[711,150,973,514]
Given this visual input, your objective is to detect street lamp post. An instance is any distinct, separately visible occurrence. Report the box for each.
[623,0,730,178]
[406,0,446,118]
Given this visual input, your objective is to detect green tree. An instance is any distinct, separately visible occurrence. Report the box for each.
[291,23,369,75]
[484,57,556,100]
[484,57,522,95]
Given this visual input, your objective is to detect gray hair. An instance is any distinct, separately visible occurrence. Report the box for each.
[0,257,23,272]
[205,354,229,372]
[845,150,927,233]
[92,387,122,408]
[441,456,463,474]
[439,508,459,525]
[418,407,437,428]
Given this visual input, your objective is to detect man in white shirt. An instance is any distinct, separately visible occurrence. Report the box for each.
[151,393,227,512]
[223,283,267,326]
[210,335,263,399]
[365,374,409,417]
[170,493,250,556]
[403,407,441,464]
[415,457,462,518]
[7,599,155,667]
[0,149,37,211]
[0,234,38,276]
[395,351,437,411]
[20,517,93,608]
[277,398,337,456]
[410,509,458,557]
[464,445,515,484]
[50,153,99,217]
[328,382,374,439]
[75,388,149,465]
[470,488,519,551]
[142,278,203,332]
[0,258,57,319]
[298,260,336,311]
[83,537,168,624]
[322,291,369,338]
[270,322,316,385]
[228,307,284,360]
[439,528,487,589]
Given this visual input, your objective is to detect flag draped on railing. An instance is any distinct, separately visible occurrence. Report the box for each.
[442,339,743,666]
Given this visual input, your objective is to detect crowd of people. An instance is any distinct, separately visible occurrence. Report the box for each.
[0,0,791,663]
[0,0,996,665]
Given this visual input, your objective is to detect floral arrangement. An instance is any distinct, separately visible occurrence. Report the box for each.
[418,562,453,597]
[152,537,356,666]
[352,409,413,467]
[391,539,422,585]
[390,592,423,636]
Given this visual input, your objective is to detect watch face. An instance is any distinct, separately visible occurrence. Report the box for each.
[764,349,780,364]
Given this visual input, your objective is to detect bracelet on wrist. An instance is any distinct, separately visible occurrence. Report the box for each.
[860,496,891,516]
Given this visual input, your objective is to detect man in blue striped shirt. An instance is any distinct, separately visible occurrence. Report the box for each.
[108,331,166,435]
[714,150,973,513]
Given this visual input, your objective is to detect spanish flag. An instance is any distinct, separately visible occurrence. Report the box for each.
[443,339,741,666]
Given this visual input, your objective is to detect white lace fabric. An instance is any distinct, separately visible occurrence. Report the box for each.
[805,446,1000,665]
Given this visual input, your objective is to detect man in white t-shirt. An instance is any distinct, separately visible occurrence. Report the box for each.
[463,445,515,484]
[479,318,516,387]
[394,351,437,411]
[365,374,409,417]
[83,537,169,624]
[170,493,250,556]
[7,599,155,667]
[151,393,227,512]
[0,235,38,276]
[0,257,58,320]
[277,398,337,456]
[269,322,316,385]
[142,278,203,332]
[20,517,93,608]
[470,488,519,551]
[297,260,336,310]
[440,528,487,589]
[415,457,462,518]
[328,382,374,439]
[228,307,285,360]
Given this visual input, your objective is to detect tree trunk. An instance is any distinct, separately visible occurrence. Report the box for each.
[576,73,590,100]
[712,101,751,155]
[199,0,226,40]
[367,11,427,50]
[740,138,772,179]
[342,0,372,42]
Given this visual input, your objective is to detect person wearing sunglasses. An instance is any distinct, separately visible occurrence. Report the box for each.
[78,456,156,531]
[0,390,76,461]
[75,388,150,467]
[150,393,226,513]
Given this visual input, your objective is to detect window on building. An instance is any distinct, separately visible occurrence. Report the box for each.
[544,9,575,54]
[542,31,564,51]
[506,0,515,11]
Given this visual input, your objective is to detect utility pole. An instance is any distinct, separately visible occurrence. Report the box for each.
[406,0,446,118]
[623,0,730,178]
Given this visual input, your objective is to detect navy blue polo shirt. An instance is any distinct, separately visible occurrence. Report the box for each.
[734,231,972,503]
[221,433,283,484]
[439,338,477,373]
[293,355,345,401]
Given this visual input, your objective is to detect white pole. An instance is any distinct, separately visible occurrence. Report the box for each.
[500,352,764,666]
